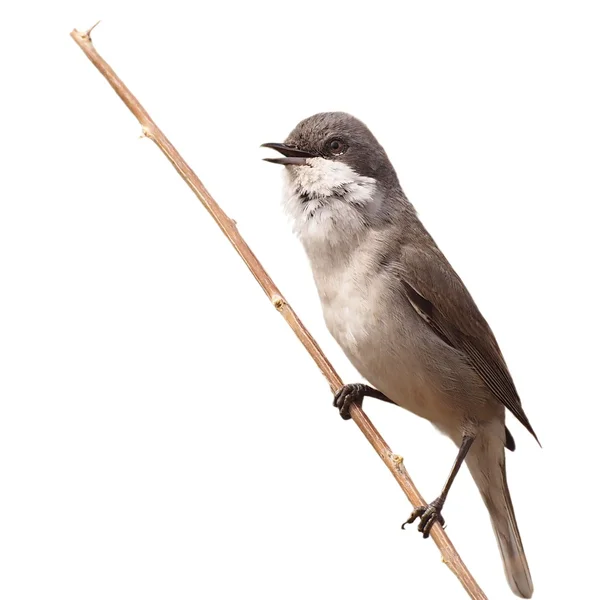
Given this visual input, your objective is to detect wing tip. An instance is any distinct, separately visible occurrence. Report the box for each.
[524,421,542,448]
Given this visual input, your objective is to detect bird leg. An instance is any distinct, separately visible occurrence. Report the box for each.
[402,435,475,538]
[333,383,394,420]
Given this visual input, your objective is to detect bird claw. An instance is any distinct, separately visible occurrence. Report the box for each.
[333,383,366,420]
[402,498,446,538]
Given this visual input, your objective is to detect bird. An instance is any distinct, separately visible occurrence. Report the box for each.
[262,112,537,598]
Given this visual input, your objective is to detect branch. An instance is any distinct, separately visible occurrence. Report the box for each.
[70,24,487,600]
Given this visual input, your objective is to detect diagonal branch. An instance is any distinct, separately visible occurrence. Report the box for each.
[70,24,487,600]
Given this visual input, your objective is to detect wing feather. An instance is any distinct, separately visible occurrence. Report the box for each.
[399,245,539,444]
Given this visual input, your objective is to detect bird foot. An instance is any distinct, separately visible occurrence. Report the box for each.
[402,497,446,538]
[333,383,368,420]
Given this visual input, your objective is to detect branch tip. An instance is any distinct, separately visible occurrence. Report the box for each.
[84,20,101,39]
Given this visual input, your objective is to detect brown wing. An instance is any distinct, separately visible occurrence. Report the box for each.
[400,244,539,444]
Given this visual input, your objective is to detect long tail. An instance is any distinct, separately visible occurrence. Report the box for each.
[466,437,534,598]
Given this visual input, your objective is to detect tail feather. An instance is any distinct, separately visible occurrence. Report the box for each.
[466,438,534,598]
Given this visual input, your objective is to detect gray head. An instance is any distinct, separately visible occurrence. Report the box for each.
[263,112,400,190]
[262,112,406,246]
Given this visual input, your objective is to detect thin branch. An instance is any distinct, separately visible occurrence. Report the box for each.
[70,25,488,600]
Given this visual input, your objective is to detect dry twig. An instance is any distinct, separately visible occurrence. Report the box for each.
[70,24,487,600]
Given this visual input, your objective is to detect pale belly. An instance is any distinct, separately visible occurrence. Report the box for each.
[321,281,489,431]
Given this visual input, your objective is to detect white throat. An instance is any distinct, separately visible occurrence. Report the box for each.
[281,157,378,247]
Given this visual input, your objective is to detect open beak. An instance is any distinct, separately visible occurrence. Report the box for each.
[261,142,317,165]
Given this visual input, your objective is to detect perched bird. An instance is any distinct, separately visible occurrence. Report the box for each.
[263,112,537,598]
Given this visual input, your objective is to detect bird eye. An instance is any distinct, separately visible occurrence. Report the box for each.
[327,138,347,156]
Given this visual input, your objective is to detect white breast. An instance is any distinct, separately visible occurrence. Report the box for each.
[322,274,370,354]
[280,158,378,247]
[314,249,383,356]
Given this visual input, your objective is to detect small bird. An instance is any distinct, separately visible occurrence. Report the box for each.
[263,112,537,598]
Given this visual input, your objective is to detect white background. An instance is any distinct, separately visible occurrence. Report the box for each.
[1,2,598,599]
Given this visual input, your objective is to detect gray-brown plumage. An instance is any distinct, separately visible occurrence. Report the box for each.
[263,112,536,598]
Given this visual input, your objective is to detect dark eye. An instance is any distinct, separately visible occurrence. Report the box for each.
[327,138,347,156]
